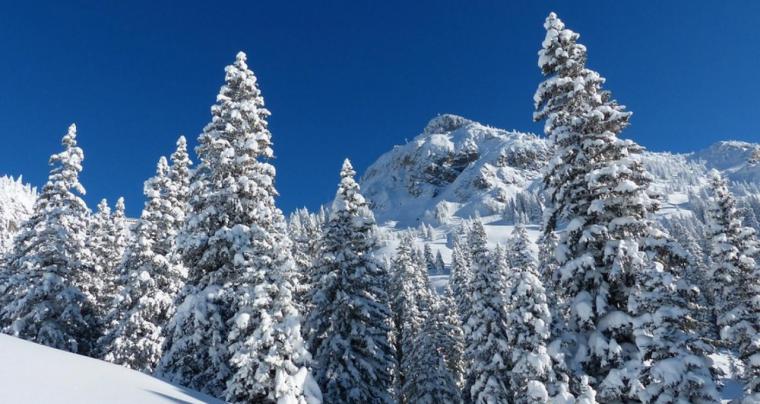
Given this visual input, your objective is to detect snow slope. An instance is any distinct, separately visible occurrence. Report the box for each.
[0,334,221,403]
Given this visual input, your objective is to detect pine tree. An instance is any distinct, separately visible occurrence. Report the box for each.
[100,157,185,372]
[463,220,511,403]
[706,171,760,400]
[534,12,660,399]
[112,197,129,263]
[158,52,317,403]
[167,135,192,236]
[390,234,426,400]
[433,286,466,389]
[289,208,322,310]
[449,235,473,330]
[632,225,719,403]
[85,199,121,318]
[669,219,718,344]
[306,159,395,403]
[0,124,99,355]
[435,250,446,274]
[424,243,437,275]
[508,224,536,270]
[505,234,554,404]
[401,294,460,404]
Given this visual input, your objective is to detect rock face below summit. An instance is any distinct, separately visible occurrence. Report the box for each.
[361,114,549,227]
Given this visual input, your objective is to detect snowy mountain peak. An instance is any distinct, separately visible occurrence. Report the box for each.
[691,140,760,182]
[691,140,759,170]
[361,115,548,227]
[422,114,474,135]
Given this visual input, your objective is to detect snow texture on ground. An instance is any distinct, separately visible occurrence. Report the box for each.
[0,334,221,403]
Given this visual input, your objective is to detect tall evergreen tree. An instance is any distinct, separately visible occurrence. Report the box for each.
[157,52,317,403]
[706,171,760,400]
[85,199,122,318]
[630,224,718,402]
[433,286,466,389]
[463,220,511,403]
[401,293,460,404]
[423,243,437,275]
[100,157,186,372]
[435,250,446,274]
[449,235,473,330]
[0,124,99,355]
[167,135,192,238]
[390,234,426,400]
[306,159,395,403]
[534,12,659,399]
[505,234,554,404]
[508,224,536,270]
[112,196,129,261]
[292,208,324,310]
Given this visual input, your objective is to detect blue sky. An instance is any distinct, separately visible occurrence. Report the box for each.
[1,1,759,216]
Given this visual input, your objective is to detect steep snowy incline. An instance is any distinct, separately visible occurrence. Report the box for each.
[0,334,221,403]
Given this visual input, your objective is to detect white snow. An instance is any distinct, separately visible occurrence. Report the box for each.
[0,334,221,403]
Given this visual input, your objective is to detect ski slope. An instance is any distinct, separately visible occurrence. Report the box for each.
[0,334,221,403]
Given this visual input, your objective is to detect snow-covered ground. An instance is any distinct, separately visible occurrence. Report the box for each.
[0,334,221,403]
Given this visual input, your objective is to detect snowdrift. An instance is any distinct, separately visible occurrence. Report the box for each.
[0,334,221,403]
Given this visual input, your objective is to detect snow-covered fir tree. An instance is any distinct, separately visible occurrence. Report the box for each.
[112,197,129,260]
[157,52,318,403]
[534,12,660,399]
[305,159,395,403]
[423,243,438,275]
[449,235,473,331]
[435,249,446,274]
[667,218,718,345]
[463,220,512,403]
[167,135,192,237]
[505,232,555,404]
[390,233,427,399]
[86,197,128,309]
[100,156,186,372]
[289,208,322,310]
[706,171,760,400]
[401,292,460,404]
[0,124,100,355]
[85,199,121,317]
[507,224,536,270]
[629,255,720,403]
[434,286,466,389]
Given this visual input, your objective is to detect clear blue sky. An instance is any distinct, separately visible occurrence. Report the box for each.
[1,1,759,216]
